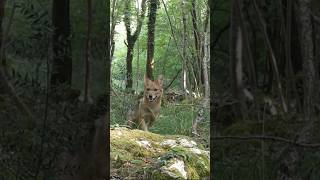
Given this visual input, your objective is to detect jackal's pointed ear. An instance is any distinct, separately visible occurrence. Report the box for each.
[144,74,149,84]
[157,75,164,86]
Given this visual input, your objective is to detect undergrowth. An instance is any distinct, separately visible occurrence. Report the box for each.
[110,90,210,147]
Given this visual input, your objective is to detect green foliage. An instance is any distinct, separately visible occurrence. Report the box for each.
[111,92,210,152]
[112,0,210,91]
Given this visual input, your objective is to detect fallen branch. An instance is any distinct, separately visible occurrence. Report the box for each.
[212,23,230,49]
[164,69,182,91]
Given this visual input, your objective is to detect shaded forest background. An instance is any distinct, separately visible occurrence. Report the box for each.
[0,0,108,179]
[212,0,320,179]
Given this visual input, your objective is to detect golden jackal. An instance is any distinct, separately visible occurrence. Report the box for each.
[127,75,164,131]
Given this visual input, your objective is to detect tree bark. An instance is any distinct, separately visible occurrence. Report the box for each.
[51,0,72,88]
[146,0,158,80]
[124,0,147,89]
[125,45,134,89]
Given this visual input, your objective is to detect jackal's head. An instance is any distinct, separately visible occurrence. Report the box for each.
[144,75,163,103]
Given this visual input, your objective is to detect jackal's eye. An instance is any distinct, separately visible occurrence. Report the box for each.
[154,89,157,91]
[146,88,150,91]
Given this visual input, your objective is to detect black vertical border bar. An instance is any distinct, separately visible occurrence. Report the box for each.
[209,0,214,179]
[106,0,111,178]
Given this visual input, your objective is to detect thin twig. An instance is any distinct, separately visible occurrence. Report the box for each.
[212,24,230,49]
[160,0,185,62]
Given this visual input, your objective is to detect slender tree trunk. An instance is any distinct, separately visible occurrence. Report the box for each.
[203,17,210,105]
[230,0,249,120]
[298,0,316,141]
[0,0,6,94]
[135,38,140,90]
[146,0,158,80]
[0,0,4,69]
[83,0,92,103]
[51,0,72,88]
[253,0,288,112]
[192,10,210,136]
[278,1,316,179]
[181,0,187,93]
[230,0,240,98]
[190,0,204,88]
[126,45,134,89]
[124,0,147,89]
[238,1,257,89]
[110,0,117,61]
[315,17,320,79]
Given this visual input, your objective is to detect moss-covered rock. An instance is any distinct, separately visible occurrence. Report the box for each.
[110,127,210,179]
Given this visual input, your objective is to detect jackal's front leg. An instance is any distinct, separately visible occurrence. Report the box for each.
[139,118,148,131]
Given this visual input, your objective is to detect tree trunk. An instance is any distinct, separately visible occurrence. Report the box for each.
[181,0,187,93]
[238,0,257,90]
[126,45,134,89]
[192,15,210,136]
[230,0,249,120]
[0,0,4,68]
[124,0,147,89]
[190,0,204,88]
[83,0,92,103]
[230,0,239,98]
[298,0,316,142]
[146,0,158,80]
[203,17,210,105]
[110,0,117,61]
[253,0,288,112]
[51,0,72,88]
[278,0,316,179]
[135,38,140,90]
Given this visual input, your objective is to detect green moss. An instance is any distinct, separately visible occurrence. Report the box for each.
[110,127,210,179]
[158,146,209,178]
[186,164,200,179]
[152,170,181,180]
